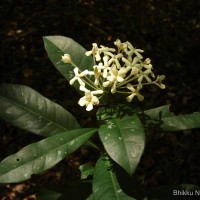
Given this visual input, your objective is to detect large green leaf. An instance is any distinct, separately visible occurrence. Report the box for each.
[0,83,80,137]
[0,128,96,183]
[98,115,145,175]
[93,155,136,200]
[142,105,200,131]
[43,36,94,92]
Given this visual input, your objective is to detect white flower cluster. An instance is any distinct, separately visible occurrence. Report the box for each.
[62,39,165,111]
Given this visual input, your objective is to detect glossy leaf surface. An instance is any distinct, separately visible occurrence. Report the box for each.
[0,84,80,137]
[0,128,96,183]
[98,115,145,175]
[142,105,200,131]
[93,155,136,200]
[43,36,94,92]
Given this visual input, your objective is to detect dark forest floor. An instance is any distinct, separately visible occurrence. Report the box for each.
[0,0,200,199]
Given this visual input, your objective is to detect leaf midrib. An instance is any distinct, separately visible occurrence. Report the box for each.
[0,129,96,177]
[0,94,69,133]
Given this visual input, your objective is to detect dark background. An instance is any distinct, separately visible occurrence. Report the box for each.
[0,0,200,199]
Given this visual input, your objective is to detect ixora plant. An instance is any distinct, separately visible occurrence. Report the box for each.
[0,36,200,199]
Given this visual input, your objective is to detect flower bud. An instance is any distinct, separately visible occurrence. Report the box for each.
[62,54,72,63]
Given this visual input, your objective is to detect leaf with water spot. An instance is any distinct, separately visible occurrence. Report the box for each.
[161,112,200,131]
[93,155,136,200]
[141,105,200,131]
[43,36,94,92]
[0,128,97,183]
[0,84,80,137]
[98,114,145,176]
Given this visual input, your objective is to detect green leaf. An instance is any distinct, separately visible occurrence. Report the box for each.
[0,83,80,137]
[37,188,62,200]
[161,112,200,131]
[93,155,136,200]
[143,105,174,120]
[0,128,96,183]
[141,105,200,131]
[79,164,95,179]
[43,36,94,92]
[98,115,145,175]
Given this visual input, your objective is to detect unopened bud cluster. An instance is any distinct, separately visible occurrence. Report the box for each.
[62,39,165,111]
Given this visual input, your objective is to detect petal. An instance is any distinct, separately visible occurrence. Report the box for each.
[86,103,93,111]
[80,70,89,77]
[127,83,135,92]
[103,81,110,87]
[136,93,144,101]
[111,82,117,93]
[74,67,79,75]
[126,93,135,102]
[116,76,124,82]
[92,90,103,95]
[107,75,115,82]
[78,78,85,86]
[85,50,92,56]
[91,96,99,105]
[138,76,143,83]
[69,77,77,85]
[111,66,118,75]
[78,98,87,106]
[79,86,89,92]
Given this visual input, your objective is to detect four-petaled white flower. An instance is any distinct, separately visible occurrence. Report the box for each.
[103,66,130,93]
[69,67,89,86]
[78,86,103,111]
[85,43,101,61]
[126,83,144,102]
[155,75,166,89]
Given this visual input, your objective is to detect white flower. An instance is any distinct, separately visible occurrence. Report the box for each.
[93,66,102,85]
[155,75,166,89]
[78,88,103,111]
[122,56,137,66]
[103,65,130,93]
[126,83,144,102]
[138,69,152,83]
[62,54,72,63]
[125,41,144,59]
[107,65,128,83]
[69,67,89,86]
[114,39,128,52]
[85,43,101,61]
